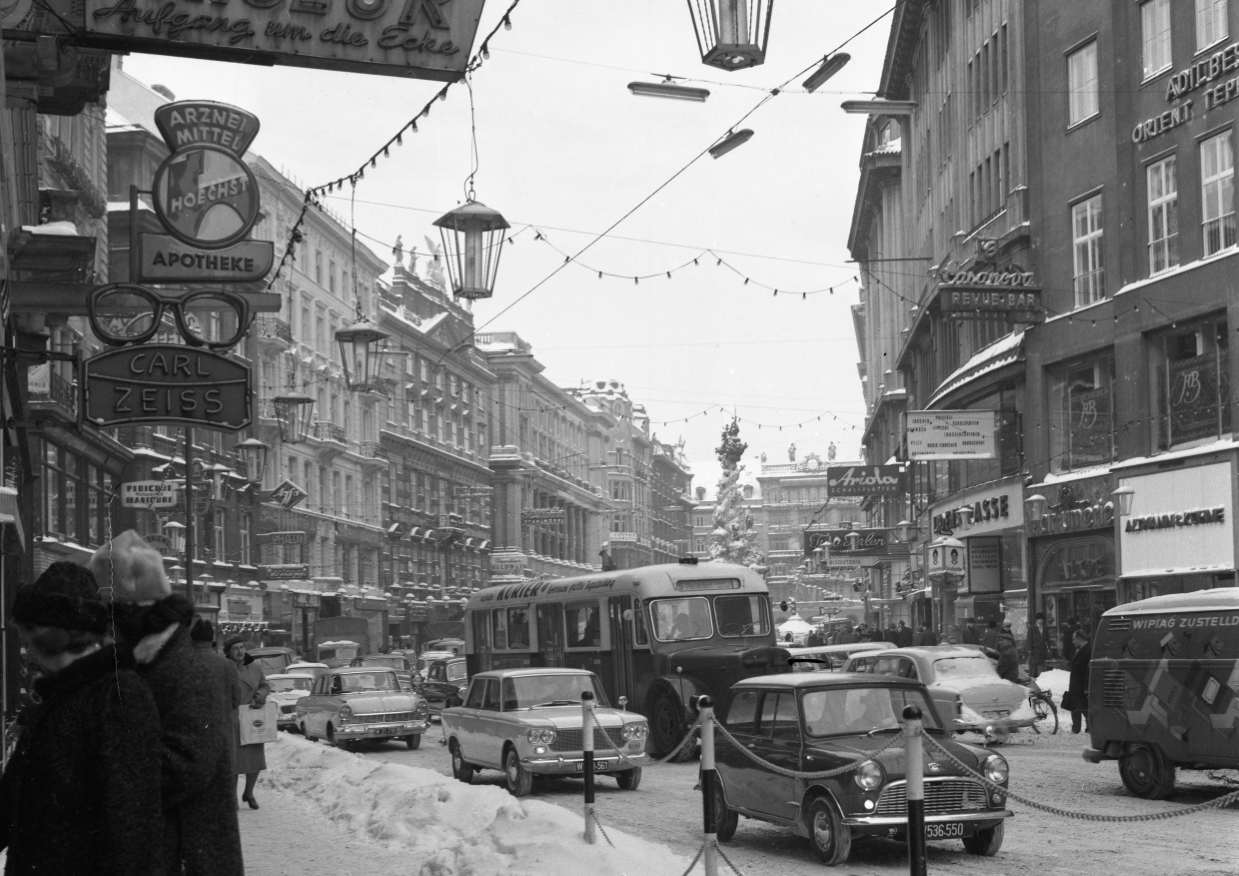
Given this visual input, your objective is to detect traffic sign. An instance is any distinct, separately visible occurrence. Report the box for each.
[121,480,179,508]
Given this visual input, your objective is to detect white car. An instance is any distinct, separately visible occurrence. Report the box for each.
[267,673,315,729]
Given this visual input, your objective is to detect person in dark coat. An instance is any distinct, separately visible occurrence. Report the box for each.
[1,561,165,876]
[895,621,914,647]
[912,623,939,646]
[191,618,243,770]
[1063,629,1092,733]
[960,618,981,645]
[91,530,244,876]
[835,625,854,645]
[1062,616,1080,661]
[995,627,1022,683]
[225,635,271,808]
[1027,612,1049,677]
[981,620,1000,651]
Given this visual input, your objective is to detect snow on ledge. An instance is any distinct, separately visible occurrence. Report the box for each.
[20,221,80,236]
[265,733,693,875]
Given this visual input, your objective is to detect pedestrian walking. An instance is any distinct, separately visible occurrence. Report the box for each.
[895,620,914,647]
[90,530,244,876]
[960,618,981,645]
[1026,612,1049,676]
[1063,629,1092,733]
[1,561,165,875]
[225,635,271,809]
[1062,616,1080,661]
[912,622,938,646]
[981,620,1000,651]
[191,618,244,765]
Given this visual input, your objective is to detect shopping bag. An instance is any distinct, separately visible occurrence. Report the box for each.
[238,702,278,745]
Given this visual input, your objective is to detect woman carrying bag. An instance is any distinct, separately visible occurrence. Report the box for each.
[224,636,271,809]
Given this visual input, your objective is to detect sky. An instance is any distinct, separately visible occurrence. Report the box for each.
[120,1,897,495]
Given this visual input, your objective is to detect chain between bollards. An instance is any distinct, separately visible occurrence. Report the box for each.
[582,690,596,845]
[698,696,720,876]
[903,704,927,876]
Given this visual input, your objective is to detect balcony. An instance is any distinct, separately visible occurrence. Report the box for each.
[254,316,293,347]
[313,422,348,444]
[28,370,77,421]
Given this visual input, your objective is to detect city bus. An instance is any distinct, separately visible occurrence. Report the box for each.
[1083,588,1239,798]
[463,559,790,758]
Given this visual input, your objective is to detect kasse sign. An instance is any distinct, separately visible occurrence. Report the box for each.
[826,465,906,498]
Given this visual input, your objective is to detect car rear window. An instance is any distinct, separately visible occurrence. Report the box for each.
[932,656,998,680]
[446,661,467,682]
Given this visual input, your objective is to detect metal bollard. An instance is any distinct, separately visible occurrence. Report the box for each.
[698,696,719,876]
[582,690,596,845]
[902,704,927,876]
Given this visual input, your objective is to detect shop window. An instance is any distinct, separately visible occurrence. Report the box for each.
[1048,354,1116,472]
[1152,317,1230,450]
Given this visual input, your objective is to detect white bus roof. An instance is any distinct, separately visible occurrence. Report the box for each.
[468,562,765,606]
[1104,588,1239,616]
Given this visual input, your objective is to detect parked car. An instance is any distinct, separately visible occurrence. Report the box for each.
[294,666,430,749]
[352,654,415,690]
[246,646,298,677]
[441,667,651,797]
[267,673,315,729]
[420,655,468,719]
[844,645,1037,742]
[713,672,1013,865]
[317,640,362,668]
[786,641,895,672]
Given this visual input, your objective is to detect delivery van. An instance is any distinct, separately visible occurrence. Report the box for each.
[1083,588,1239,799]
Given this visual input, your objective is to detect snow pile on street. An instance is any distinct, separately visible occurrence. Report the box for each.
[265,734,693,876]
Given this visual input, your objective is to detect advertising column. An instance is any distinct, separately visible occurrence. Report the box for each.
[1025,474,1117,653]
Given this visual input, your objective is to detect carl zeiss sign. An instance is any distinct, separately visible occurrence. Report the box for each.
[82,0,486,80]
[826,465,906,498]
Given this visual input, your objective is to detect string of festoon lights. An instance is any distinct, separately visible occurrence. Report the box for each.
[649,403,862,432]
[525,227,858,298]
[265,0,525,294]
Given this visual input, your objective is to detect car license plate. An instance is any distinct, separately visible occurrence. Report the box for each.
[983,710,1010,719]
[574,759,611,772]
[373,727,397,735]
[925,822,965,839]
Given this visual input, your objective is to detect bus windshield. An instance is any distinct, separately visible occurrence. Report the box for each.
[650,597,714,641]
[715,594,771,637]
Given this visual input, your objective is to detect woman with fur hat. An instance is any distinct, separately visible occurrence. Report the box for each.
[224,635,271,808]
[90,530,244,876]
[0,561,166,875]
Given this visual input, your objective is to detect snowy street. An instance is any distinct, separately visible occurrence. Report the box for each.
[234,671,1239,876]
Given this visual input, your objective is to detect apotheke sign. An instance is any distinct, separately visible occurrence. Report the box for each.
[82,0,485,80]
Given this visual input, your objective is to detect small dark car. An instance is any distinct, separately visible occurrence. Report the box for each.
[420,655,468,719]
[713,672,1013,866]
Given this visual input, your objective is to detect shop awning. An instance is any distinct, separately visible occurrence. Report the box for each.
[409,527,424,538]
[478,540,491,551]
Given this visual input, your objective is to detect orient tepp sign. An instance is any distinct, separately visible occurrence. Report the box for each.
[83,0,485,80]
[84,345,251,430]
[826,465,906,498]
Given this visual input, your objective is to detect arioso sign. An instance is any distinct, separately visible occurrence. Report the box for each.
[826,465,905,497]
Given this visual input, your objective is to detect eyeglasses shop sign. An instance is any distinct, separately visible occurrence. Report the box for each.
[82,0,485,80]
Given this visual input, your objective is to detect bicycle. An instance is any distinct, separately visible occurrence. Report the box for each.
[1025,681,1059,735]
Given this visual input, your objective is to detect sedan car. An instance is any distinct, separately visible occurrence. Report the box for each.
[441,667,651,797]
[420,655,468,720]
[844,646,1037,742]
[714,672,1012,866]
[267,673,314,729]
[295,667,430,749]
[785,641,894,672]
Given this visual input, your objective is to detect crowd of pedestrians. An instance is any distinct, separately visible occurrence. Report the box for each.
[0,529,271,874]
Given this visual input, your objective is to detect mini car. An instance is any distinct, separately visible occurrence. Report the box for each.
[441,667,651,797]
[844,646,1037,742]
[417,649,457,680]
[295,666,429,749]
[713,672,1013,865]
[246,646,299,677]
[419,655,468,719]
[786,641,895,672]
[266,673,315,729]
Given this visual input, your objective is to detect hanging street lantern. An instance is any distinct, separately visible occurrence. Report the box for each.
[335,317,390,391]
[687,0,773,72]
[234,437,270,484]
[433,200,509,301]
[271,389,315,444]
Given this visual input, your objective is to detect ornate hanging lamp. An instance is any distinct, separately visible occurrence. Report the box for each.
[687,0,774,72]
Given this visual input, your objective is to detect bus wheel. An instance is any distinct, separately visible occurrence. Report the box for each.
[1119,742,1175,799]
[649,692,694,761]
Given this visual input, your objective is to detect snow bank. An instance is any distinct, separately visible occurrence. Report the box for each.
[266,734,694,876]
